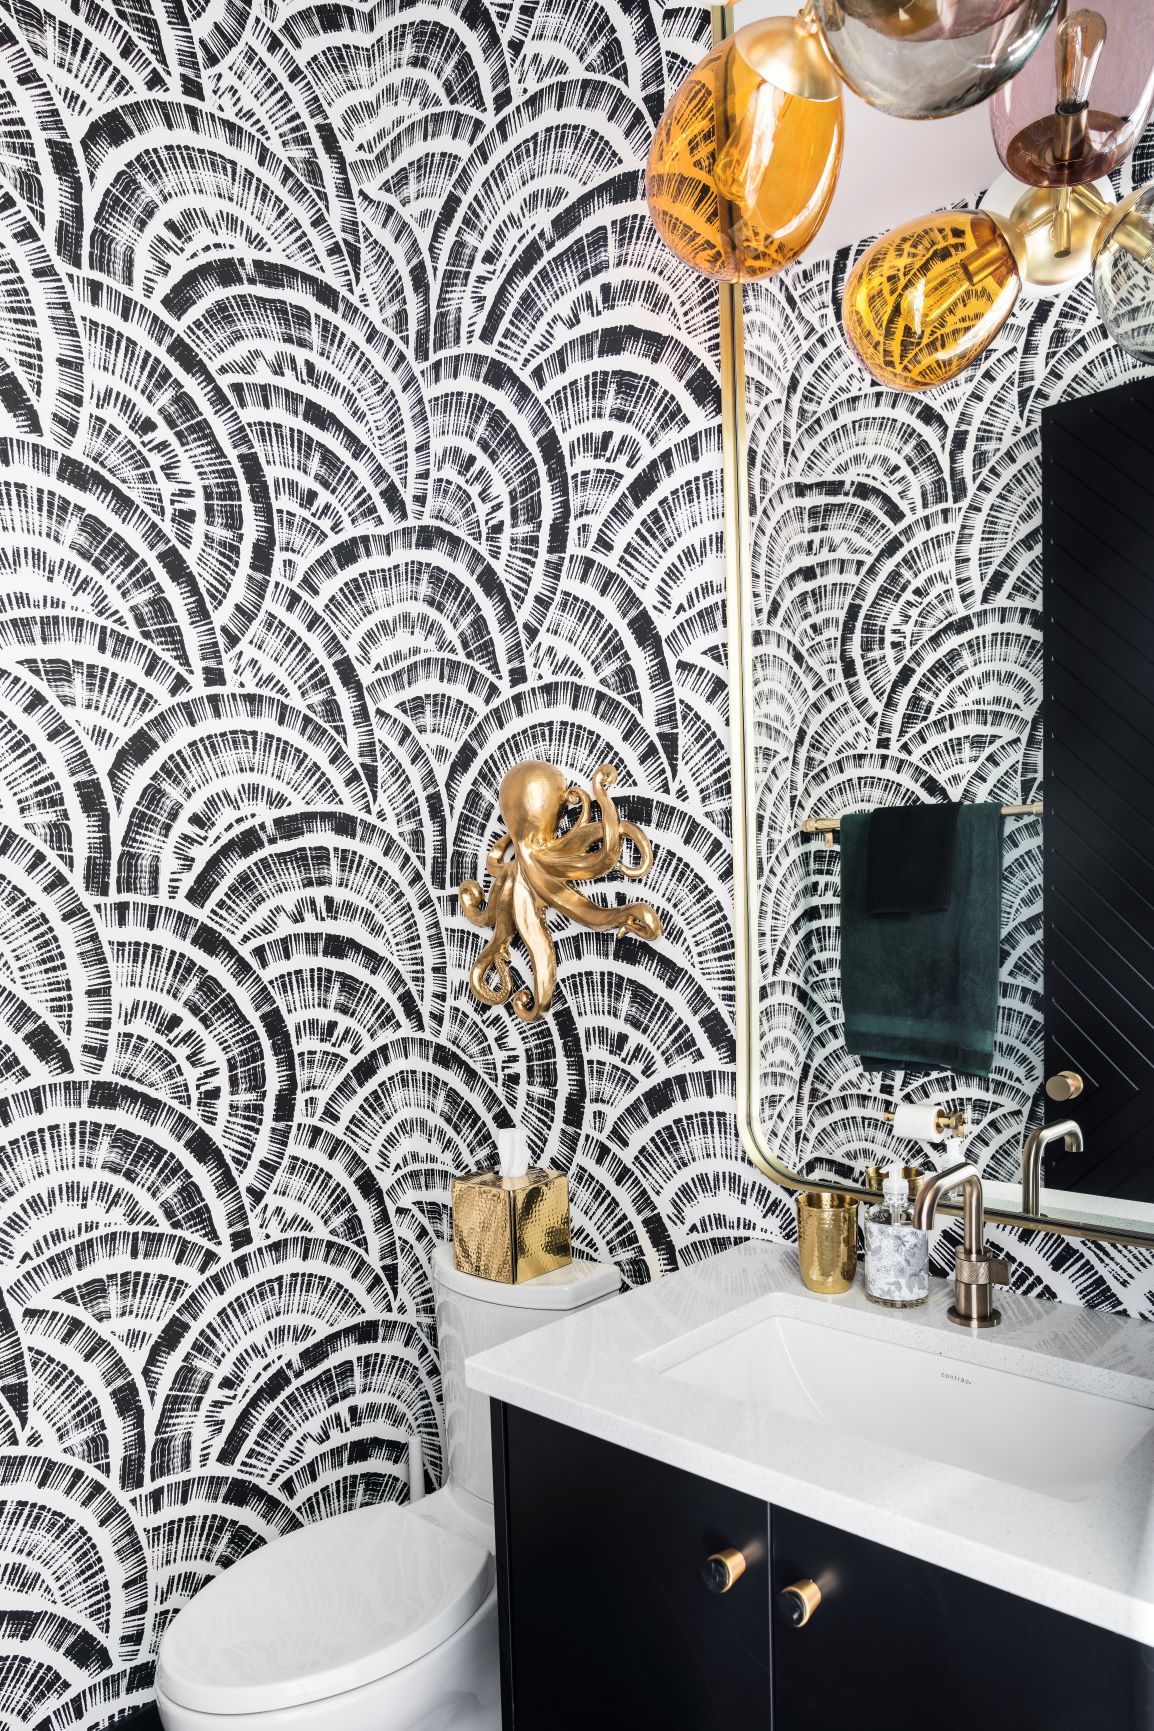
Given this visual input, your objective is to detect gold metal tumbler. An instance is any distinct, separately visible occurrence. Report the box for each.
[797,1192,858,1294]
[863,1165,926,1200]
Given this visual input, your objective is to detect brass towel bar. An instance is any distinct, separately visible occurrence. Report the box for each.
[800,802,1043,847]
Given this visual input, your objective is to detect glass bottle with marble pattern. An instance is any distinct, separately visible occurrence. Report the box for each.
[864,1169,929,1307]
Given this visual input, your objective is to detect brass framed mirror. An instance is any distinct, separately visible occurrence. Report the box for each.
[723,249,1154,1254]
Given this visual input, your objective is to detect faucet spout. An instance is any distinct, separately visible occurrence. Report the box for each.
[1021,1119,1083,1216]
[913,1160,1009,1330]
[913,1159,984,1253]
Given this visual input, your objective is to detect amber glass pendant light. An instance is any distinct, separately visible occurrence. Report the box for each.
[842,210,1025,389]
[646,11,843,282]
[1093,185,1154,359]
[990,2,1154,187]
[810,0,1060,119]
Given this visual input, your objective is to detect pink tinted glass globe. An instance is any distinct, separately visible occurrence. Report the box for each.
[990,1,1154,185]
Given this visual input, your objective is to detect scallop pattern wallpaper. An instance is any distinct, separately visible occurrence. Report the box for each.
[2,0,1154,1720]
[0,3,771,1725]
[745,130,1154,1323]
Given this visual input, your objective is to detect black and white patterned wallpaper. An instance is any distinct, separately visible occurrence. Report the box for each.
[745,131,1154,1323]
[0,4,785,1726]
[4,0,1154,1718]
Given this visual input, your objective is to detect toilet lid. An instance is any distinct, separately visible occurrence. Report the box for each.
[155,1503,492,1715]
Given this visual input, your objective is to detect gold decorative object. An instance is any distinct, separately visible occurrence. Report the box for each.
[796,1191,858,1293]
[460,761,662,1023]
[645,11,843,282]
[842,209,1026,391]
[864,1163,927,1198]
[452,1167,571,1284]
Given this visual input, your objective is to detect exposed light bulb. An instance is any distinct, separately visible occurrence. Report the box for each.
[1053,8,1108,165]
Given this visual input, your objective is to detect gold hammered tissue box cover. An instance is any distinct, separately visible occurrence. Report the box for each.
[451,1168,571,1284]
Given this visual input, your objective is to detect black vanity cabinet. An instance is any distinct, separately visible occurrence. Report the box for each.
[491,1402,771,1728]
[492,1404,1154,1731]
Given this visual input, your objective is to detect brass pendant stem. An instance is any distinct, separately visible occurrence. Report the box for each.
[1053,101,1089,165]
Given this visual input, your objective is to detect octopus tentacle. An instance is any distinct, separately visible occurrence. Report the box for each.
[521,861,662,938]
[590,763,621,868]
[470,935,515,1006]
[538,821,612,877]
[459,877,497,927]
[563,788,591,827]
[512,871,555,1020]
[616,821,654,879]
[486,833,513,872]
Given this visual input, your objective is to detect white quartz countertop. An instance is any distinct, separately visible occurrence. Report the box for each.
[465,1241,1154,1645]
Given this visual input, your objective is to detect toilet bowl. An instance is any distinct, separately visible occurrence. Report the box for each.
[155,1244,619,1731]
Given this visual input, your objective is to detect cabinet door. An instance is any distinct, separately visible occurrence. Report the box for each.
[773,1507,1153,1731]
[493,1402,771,1730]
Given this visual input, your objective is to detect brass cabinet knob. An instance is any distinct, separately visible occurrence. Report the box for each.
[776,1578,821,1628]
[1045,1070,1084,1102]
[702,1547,747,1594]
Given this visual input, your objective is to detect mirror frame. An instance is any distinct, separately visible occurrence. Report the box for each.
[719,257,1154,1255]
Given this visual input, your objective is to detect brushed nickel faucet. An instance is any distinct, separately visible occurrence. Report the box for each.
[1021,1119,1084,1216]
[913,1160,1009,1329]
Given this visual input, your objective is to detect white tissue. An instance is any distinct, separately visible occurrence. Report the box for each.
[497,1126,530,1179]
[891,1102,943,1141]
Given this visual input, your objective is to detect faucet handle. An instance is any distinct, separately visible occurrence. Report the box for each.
[951,1246,1010,1328]
[955,1248,1009,1287]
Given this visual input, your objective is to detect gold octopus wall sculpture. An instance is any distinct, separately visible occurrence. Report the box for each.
[459,761,663,1023]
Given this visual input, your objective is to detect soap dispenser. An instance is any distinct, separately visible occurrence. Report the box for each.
[864,1166,929,1308]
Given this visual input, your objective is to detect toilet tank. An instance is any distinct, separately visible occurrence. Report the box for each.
[432,1243,619,1505]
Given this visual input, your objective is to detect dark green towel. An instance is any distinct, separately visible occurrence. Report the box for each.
[866,800,957,914]
[841,802,1002,1077]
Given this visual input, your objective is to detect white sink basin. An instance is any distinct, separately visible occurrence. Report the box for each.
[659,1309,1154,1502]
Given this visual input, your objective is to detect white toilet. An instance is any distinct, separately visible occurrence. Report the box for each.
[155,1243,619,1731]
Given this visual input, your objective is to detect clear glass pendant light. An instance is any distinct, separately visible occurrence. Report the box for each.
[810,0,1060,119]
[1093,185,1154,359]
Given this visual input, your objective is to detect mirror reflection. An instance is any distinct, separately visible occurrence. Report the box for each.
[741,296,1154,1228]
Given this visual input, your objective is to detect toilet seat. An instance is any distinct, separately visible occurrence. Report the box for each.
[155,1502,492,1717]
